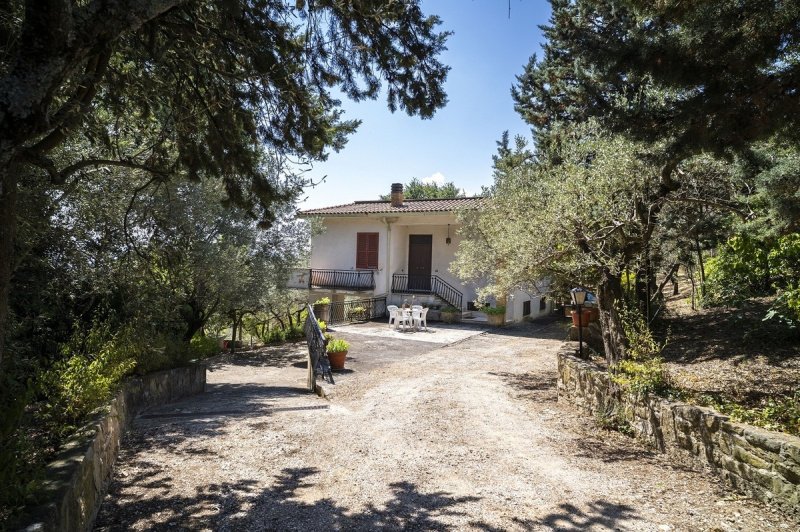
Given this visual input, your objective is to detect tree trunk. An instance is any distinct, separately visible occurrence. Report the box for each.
[695,236,706,298]
[597,269,628,365]
[0,167,18,369]
[229,312,238,354]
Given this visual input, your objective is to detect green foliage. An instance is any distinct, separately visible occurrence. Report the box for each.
[768,233,800,289]
[696,391,800,437]
[453,121,664,361]
[594,401,634,437]
[265,328,287,344]
[610,308,669,395]
[513,0,800,158]
[703,232,800,308]
[379,177,464,200]
[764,286,800,331]
[317,320,327,332]
[441,306,460,313]
[314,297,331,305]
[326,338,350,353]
[39,323,137,433]
[702,234,771,306]
[0,367,40,522]
[190,334,221,359]
[483,305,506,316]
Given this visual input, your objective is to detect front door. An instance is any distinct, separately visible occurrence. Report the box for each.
[408,235,432,291]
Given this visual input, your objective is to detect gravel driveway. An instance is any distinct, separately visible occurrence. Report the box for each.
[95,320,796,531]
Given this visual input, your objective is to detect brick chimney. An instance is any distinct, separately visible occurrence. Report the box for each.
[390,183,404,207]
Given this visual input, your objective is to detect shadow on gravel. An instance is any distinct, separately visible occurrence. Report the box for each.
[489,371,557,402]
[487,316,568,340]
[96,467,502,531]
[126,383,311,452]
[516,500,639,530]
[205,343,307,371]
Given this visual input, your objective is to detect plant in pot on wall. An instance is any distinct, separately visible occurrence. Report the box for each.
[484,305,506,326]
[313,297,331,322]
[348,305,367,322]
[326,337,350,370]
[440,305,461,323]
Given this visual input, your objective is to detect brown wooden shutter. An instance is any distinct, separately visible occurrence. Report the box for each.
[356,232,379,269]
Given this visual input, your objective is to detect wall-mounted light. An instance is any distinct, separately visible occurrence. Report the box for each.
[446,224,452,245]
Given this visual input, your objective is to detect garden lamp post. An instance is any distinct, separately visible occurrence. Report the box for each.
[571,287,587,358]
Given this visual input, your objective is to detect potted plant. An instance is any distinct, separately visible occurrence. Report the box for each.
[326,337,350,370]
[348,305,367,322]
[313,296,331,322]
[440,305,461,323]
[484,305,506,326]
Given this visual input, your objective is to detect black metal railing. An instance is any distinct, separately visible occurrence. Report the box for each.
[328,297,388,326]
[309,269,375,290]
[391,274,463,310]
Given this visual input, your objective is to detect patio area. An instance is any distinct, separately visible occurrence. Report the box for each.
[321,319,488,386]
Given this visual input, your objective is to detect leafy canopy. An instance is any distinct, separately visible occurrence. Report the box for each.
[380,177,464,200]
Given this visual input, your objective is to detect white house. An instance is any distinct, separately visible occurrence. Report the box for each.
[293,183,551,323]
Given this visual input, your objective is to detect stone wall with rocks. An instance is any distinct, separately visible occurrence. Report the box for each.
[19,364,206,531]
[557,343,800,513]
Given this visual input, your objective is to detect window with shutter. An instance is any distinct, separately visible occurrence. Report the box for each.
[356,232,379,269]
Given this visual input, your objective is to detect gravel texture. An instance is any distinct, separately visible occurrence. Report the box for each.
[94,320,798,531]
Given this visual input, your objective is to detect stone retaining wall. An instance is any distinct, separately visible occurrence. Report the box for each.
[20,364,206,531]
[557,343,800,512]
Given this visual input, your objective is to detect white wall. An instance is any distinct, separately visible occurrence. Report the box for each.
[507,290,554,322]
[310,218,388,296]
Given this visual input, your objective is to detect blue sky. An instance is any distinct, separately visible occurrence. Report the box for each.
[298,0,552,210]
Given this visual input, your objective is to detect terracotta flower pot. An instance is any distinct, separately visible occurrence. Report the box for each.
[486,313,505,326]
[571,309,592,327]
[313,303,330,322]
[327,350,347,370]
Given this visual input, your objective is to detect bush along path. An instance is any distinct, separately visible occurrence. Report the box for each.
[95,321,797,531]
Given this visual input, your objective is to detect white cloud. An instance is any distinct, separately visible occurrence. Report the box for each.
[421,171,446,185]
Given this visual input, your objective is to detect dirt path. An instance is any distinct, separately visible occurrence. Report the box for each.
[95,321,796,531]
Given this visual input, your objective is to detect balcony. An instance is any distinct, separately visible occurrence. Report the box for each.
[289,269,375,291]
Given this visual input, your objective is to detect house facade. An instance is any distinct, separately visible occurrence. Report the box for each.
[292,183,551,323]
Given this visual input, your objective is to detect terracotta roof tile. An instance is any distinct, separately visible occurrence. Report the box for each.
[298,196,486,216]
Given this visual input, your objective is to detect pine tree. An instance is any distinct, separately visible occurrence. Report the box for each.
[513,0,800,160]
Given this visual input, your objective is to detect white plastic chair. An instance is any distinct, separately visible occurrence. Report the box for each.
[397,310,411,330]
[413,308,428,331]
[387,305,399,327]
[410,308,423,330]
[411,304,423,311]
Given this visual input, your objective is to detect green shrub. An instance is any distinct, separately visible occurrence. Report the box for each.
[611,307,670,395]
[695,390,800,436]
[768,233,800,289]
[317,319,327,332]
[483,305,506,315]
[286,324,305,341]
[702,234,771,306]
[0,369,41,523]
[326,338,350,353]
[314,297,331,305]
[265,328,286,344]
[594,400,634,437]
[39,324,137,433]
[764,284,800,331]
[190,334,221,358]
